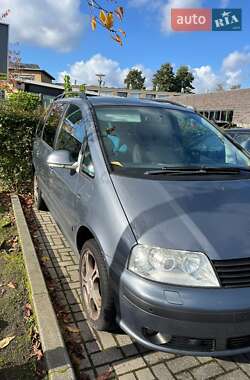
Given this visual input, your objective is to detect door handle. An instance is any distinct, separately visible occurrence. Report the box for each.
[76,193,81,200]
[49,167,54,175]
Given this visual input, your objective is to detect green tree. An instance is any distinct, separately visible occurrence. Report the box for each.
[124,69,145,90]
[174,65,194,93]
[152,63,175,92]
[64,74,72,93]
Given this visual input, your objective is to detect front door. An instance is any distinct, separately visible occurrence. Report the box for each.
[50,102,86,245]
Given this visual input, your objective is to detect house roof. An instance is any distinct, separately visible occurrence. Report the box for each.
[9,63,55,80]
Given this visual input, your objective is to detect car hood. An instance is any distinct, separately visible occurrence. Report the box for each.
[111,174,250,260]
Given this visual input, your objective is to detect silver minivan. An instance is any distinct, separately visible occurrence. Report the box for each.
[33,95,250,356]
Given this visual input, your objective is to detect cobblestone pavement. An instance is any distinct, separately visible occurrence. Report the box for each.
[32,209,250,380]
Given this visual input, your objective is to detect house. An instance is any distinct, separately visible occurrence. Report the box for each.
[9,63,55,84]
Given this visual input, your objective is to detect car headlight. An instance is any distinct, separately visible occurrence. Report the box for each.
[128,245,220,287]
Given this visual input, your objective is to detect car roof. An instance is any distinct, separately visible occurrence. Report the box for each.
[87,96,192,111]
[59,95,193,113]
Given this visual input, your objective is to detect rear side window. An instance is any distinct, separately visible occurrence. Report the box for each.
[43,102,65,147]
[56,104,85,162]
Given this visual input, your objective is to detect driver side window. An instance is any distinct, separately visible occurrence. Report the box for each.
[56,104,85,162]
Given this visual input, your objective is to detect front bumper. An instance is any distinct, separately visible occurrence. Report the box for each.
[117,270,250,356]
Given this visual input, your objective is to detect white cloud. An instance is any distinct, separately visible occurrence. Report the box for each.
[58,54,153,88]
[222,50,250,87]
[192,65,219,93]
[1,0,86,52]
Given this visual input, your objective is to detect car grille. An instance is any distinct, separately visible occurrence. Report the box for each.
[165,336,216,352]
[228,335,250,350]
[213,258,250,288]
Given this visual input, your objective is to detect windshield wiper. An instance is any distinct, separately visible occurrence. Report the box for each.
[144,166,250,176]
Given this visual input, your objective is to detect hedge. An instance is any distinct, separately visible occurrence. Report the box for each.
[0,92,42,192]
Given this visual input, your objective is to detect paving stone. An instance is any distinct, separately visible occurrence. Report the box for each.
[216,369,249,380]
[143,351,175,365]
[65,289,79,305]
[91,347,123,366]
[83,369,95,379]
[78,320,96,342]
[151,363,174,380]
[96,331,117,349]
[114,357,146,375]
[190,362,224,380]
[136,367,155,380]
[86,340,101,354]
[216,358,237,371]
[73,311,85,322]
[167,356,199,374]
[119,374,137,380]
[238,360,250,375]
[175,371,193,380]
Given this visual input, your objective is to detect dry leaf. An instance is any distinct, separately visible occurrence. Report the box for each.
[0,288,6,297]
[24,303,32,318]
[41,256,49,263]
[91,16,97,31]
[0,336,15,349]
[7,281,17,289]
[115,6,124,21]
[112,33,123,46]
[118,28,126,37]
[97,367,113,380]
[65,325,80,334]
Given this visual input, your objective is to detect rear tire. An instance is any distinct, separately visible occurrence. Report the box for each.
[79,239,116,331]
[33,175,47,211]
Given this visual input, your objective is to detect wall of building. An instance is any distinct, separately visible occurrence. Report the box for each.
[168,88,250,127]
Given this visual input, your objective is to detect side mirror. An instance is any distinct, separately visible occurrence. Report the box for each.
[47,150,78,170]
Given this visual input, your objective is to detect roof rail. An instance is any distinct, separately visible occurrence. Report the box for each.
[53,91,98,101]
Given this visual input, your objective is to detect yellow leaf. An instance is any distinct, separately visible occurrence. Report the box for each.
[115,6,124,21]
[91,16,97,31]
[0,336,15,349]
[7,281,17,289]
[99,10,107,26]
[41,256,49,263]
[65,325,80,334]
[106,12,114,30]
[119,28,126,37]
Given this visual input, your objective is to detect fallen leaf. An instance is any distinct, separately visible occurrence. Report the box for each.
[41,256,50,263]
[65,325,80,334]
[24,303,32,318]
[7,281,17,289]
[97,367,113,380]
[0,336,15,349]
[0,288,6,297]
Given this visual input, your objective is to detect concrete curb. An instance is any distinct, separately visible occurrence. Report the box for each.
[11,195,76,380]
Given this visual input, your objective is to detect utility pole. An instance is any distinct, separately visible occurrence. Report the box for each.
[96,73,106,95]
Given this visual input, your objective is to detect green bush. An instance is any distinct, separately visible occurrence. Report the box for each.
[0,91,42,192]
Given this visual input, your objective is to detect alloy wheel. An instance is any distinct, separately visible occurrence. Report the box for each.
[81,250,102,320]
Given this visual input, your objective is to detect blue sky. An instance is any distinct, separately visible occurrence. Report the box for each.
[3,0,250,92]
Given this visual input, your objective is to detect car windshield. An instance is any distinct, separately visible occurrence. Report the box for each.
[95,106,250,172]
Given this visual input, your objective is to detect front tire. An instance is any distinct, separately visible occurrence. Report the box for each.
[79,239,116,331]
[33,175,47,211]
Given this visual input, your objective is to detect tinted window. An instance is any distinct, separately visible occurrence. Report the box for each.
[56,104,84,162]
[43,103,65,147]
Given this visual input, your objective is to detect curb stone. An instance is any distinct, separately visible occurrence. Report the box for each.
[11,195,76,380]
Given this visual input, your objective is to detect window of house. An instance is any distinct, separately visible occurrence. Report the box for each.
[56,104,85,162]
[117,92,128,97]
[42,102,65,147]
[227,110,234,123]
[215,111,220,121]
